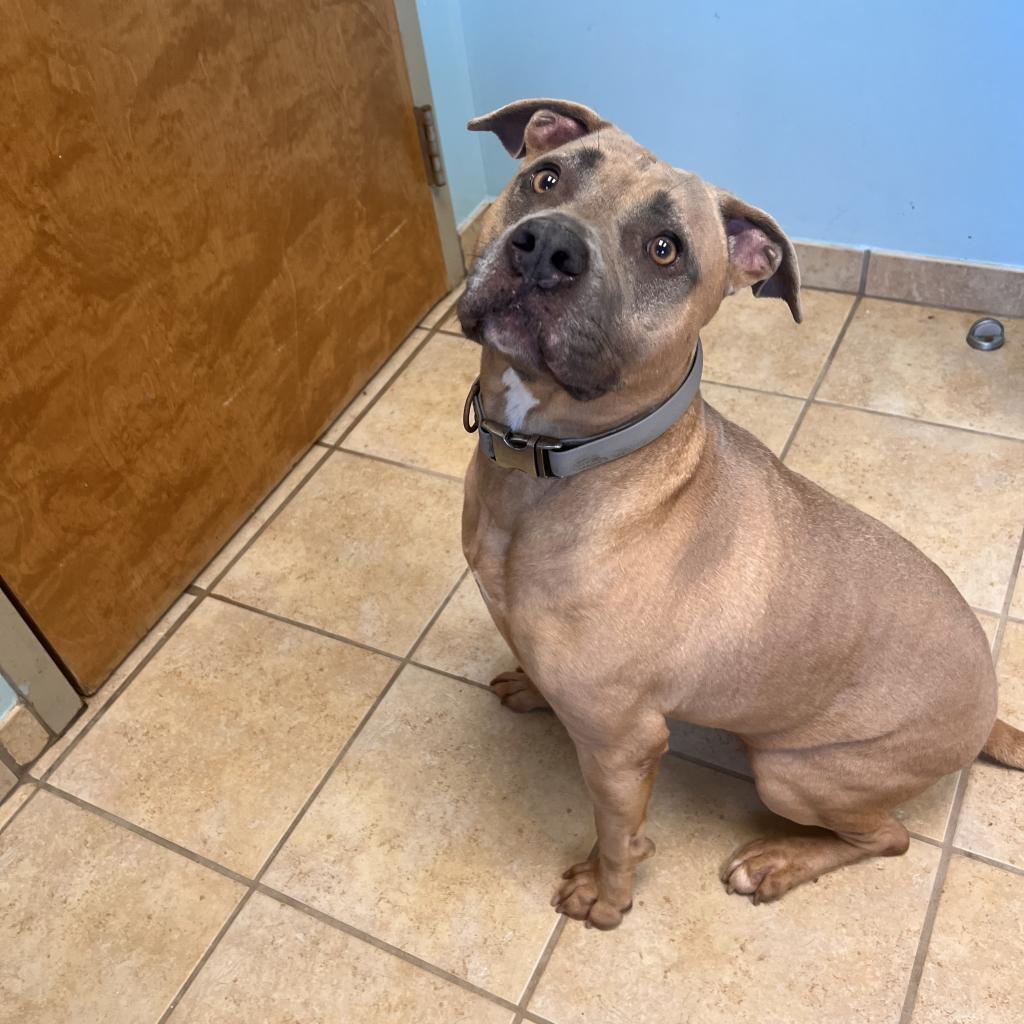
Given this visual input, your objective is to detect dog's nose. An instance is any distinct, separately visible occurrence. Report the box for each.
[507,216,589,288]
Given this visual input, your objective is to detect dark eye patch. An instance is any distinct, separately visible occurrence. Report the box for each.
[618,189,699,291]
[573,147,605,172]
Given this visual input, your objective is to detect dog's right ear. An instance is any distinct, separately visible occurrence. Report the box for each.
[469,98,608,159]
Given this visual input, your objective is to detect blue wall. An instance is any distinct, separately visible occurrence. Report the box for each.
[421,0,1023,268]
[0,674,16,718]
[416,0,490,226]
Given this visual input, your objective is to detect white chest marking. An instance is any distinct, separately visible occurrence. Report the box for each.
[501,367,539,431]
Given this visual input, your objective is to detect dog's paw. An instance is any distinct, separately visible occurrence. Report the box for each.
[551,860,631,930]
[489,669,550,712]
[721,838,808,904]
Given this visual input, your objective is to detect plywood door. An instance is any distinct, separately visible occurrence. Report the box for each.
[0,0,449,690]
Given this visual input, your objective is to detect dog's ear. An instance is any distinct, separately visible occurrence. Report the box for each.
[469,98,608,159]
[717,191,802,323]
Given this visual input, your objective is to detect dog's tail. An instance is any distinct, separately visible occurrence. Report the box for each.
[983,719,1024,769]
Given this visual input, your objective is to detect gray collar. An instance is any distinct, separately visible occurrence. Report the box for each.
[462,339,703,479]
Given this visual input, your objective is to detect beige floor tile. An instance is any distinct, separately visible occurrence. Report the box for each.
[819,299,1024,438]
[420,282,465,329]
[34,595,197,777]
[437,305,466,336]
[701,288,855,397]
[702,383,803,456]
[194,450,328,589]
[913,853,1024,1024]
[531,757,939,1024]
[954,762,1024,868]
[977,610,1000,650]
[414,575,515,683]
[895,772,959,841]
[53,600,395,875]
[955,621,1024,867]
[0,790,243,1024]
[320,329,430,445]
[0,763,15,801]
[0,782,35,832]
[0,703,48,766]
[996,619,1024,723]
[1012,561,1024,620]
[343,334,480,477]
[169,893,512,1024]
[217,451,465,655]
[263,665,591,1002]
[785,404,1024,611]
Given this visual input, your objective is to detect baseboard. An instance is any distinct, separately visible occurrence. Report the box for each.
[796,240,1024,316]
[458,201,491,273]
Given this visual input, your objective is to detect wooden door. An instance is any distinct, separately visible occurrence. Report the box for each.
[0,1,449,690]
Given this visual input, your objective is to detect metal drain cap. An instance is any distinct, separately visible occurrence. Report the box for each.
[967,318,1005,351]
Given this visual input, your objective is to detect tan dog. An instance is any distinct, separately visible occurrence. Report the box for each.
[458,98,1022,930]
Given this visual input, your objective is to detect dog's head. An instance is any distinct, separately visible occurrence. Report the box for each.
[458,98,800,402]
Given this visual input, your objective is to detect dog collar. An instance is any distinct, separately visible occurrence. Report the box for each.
[462,340,703,479]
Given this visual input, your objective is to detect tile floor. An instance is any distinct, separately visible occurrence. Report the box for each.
[3,278,1024,1024]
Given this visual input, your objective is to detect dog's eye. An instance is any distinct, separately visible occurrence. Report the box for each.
[648,235,678,266]
[532,169,559,194]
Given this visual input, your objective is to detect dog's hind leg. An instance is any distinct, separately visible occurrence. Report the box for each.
[722,746,912,903]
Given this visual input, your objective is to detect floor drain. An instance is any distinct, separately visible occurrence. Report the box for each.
[966,318,1005,351]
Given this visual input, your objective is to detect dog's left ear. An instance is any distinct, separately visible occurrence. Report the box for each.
[718,192,802,323]
[468,98,608,159]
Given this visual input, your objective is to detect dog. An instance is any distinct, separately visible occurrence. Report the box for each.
[457,98,1022,930]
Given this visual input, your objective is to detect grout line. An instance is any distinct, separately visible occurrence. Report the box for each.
[40,783,253,886]
[950,845,1024,878]
[512,915,568,1021]
[334,446,466,486]
[858,249,872,296]
[898,768,973,1024]
[156,888,257,1021]
[153,565,473,1019]
[520,1014,559,1024]
[36,595,207,784]
[0,782,41,839]
[185,584,205,597]
[859,287,1024,318]
[313,439,332,449]
[200,446,335,593]
[906,830,944,850]
[204,593,403,664]
[701,378,808,403]
[406,659,495,696]
[0,741,23,779]
[333,322,443,447]
[257,883,523,1016]
[991,524,1024,661]
[778,294,864,462]
[810,398,1024,446]
[701,379,1024,448]
[664,746,754,784]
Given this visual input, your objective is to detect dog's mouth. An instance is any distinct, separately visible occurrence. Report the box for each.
[458,279,619,401]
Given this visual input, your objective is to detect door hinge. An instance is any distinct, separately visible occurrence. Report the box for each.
[414,104,447,188]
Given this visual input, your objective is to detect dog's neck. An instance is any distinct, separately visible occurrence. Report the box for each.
[476,340,700,442]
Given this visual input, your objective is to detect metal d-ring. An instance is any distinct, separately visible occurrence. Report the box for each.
[463,378,481,433]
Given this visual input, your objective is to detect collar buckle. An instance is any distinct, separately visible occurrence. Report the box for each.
[482,420,562,478]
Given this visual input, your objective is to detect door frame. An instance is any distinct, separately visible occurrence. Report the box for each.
[0,581,83,736]
[392,0,465,288]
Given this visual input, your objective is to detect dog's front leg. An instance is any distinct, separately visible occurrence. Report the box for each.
[553,717,669,930]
